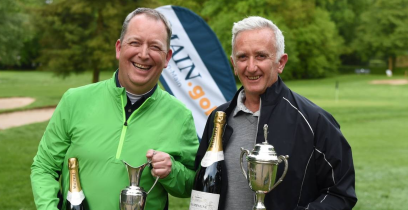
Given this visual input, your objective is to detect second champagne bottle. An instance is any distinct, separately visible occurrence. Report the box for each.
[189,111,226,210]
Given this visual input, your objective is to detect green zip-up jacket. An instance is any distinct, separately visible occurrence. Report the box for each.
[31,72,199,210]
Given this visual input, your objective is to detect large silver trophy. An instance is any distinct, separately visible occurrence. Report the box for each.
[120,160,159,210]
[240,124,289,210]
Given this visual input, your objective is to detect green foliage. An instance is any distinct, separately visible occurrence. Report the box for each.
[0,0,33,66]
[355,0,408,63]
[319,0,368,53]
[158,0,206,13]
[196,0,343,79]
[317,0,370,67]
[5,0,406,80]
[32,0,161,82]
[288,8,343,79]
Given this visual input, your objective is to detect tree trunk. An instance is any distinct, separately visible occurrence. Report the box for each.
[93,67,100,83]
[388,56,393,71]
[91,8,103,84]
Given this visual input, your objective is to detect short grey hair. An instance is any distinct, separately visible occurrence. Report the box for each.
[231,16,285,63]
[119,8,172,51]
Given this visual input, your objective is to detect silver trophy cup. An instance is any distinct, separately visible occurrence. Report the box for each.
[240,124,289,210]
[120,161,159,210]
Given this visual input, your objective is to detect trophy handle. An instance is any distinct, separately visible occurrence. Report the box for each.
[270,155,289,191]
[240,147,250,180]
[146,157,160,195]
[146,176,160,194]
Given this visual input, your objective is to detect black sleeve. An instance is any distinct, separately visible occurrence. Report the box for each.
[194,110,215,170]
[306,112,357,210]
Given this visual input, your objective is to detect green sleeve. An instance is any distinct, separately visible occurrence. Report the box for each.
[159,114,199,198]
[30,91,72,210]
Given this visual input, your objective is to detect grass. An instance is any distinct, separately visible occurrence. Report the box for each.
[0,71,112,113]
[0,121,48,209]
[1,71,408,209]
[285,75,408,210]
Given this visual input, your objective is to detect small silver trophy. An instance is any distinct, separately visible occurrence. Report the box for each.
[120,160,159,210]
[240,124,289,210]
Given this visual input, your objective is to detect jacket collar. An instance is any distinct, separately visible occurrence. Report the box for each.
[260,76,288,106]
[227,76,288,112]
[108,69,161,105]
[224,76,289,144]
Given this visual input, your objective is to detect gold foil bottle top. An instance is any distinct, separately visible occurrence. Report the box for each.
[68,158,78,170]
[207,111,226,152]
[213,111,226,125]
[68,157,82,192]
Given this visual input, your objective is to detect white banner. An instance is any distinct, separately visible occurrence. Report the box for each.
[157,6,236,139]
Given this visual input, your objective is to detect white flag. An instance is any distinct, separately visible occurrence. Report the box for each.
[156,6,236,139]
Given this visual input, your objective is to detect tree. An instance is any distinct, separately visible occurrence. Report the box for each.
[355,0,408,71]
[197,0,343,79]
[289,7,343,79]
[33,0,160,82]
[318,0,370,66]
[158,0,207,14]
[0,0,33,66]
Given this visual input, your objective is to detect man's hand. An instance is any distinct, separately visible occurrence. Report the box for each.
[146,149,172,179]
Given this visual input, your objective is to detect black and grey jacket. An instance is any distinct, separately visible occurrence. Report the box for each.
[195,77,357,210]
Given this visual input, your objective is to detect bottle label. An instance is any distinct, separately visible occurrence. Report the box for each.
[201,151,224,167]
[67,190,85,205]
[189,190,220,210]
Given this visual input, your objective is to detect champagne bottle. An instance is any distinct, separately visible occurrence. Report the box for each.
[66,158,88,210]
[189,111,226,210]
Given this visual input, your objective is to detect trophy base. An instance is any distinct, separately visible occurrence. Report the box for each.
[252,192,266,210]
[253,205,266,210]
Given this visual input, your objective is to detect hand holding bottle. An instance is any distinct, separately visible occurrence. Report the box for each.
[146,149,172,179]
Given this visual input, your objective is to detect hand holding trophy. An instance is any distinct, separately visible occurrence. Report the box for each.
[240,124,289,210]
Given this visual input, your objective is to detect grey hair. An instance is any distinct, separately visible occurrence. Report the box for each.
[231,16,285,63]
[119,8,172,51]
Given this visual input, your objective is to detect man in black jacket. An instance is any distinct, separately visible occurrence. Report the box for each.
[195,16,357,210]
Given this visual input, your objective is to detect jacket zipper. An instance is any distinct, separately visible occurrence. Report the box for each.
[254,98,262,146]
[115,93,150,159]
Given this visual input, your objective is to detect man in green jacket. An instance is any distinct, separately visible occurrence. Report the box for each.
[30,8,199,210]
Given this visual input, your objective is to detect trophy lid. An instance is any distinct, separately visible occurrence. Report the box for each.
[247,142,279,163]
[247,124,279,163]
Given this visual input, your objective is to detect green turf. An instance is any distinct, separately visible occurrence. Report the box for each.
[0,71,113,113]
[1,71,407,209]
[286,75,408,210]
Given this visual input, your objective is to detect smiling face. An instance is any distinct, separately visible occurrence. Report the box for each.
[231,28,287,99]
[116,14,172,94]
